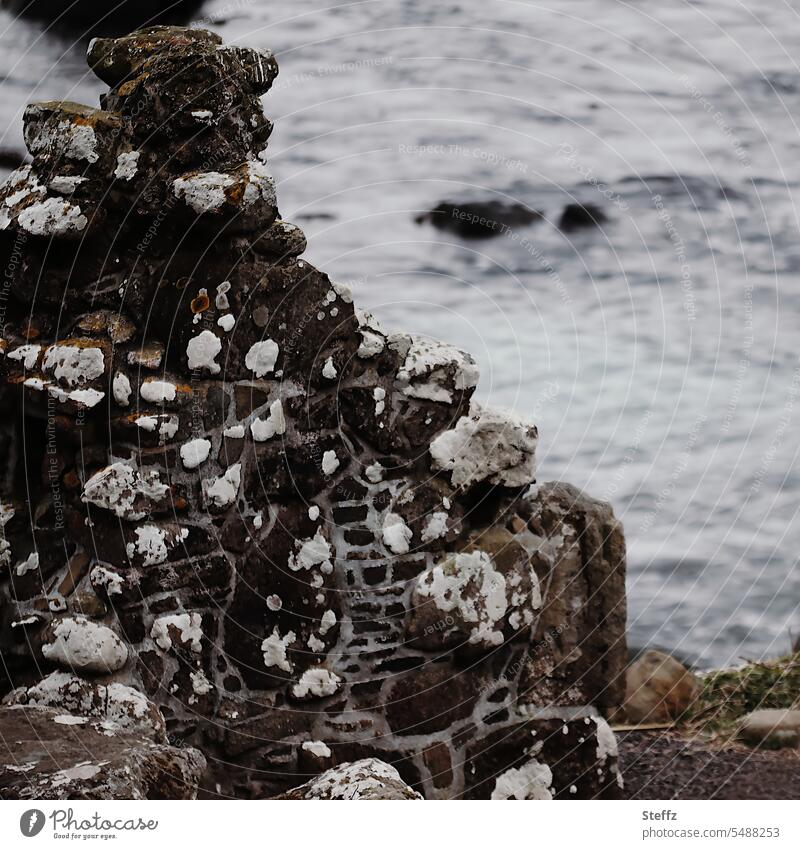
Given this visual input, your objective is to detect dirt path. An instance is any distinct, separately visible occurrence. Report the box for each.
[618,730,800,799]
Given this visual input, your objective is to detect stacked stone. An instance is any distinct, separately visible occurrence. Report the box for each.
[0,27,627,800]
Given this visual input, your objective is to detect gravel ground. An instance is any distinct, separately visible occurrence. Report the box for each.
[619,730,800,800]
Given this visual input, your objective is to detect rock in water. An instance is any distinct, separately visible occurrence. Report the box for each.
[558,202,608,232]
[0,26,627,800]
[2,0,204,33]
[415,200,542,238]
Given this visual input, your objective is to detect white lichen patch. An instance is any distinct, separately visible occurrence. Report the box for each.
[251,399,285,441]
[288,531,333,573]
[223,424,245,438]
[180,437,212,469]
[140,379,177,403]
[42,344,105,387]
[41,616,128,673]
[420,511,449,542]
[322,356,337,379]
[217,313,235,332]
[126,524,188,567]
[173,170,235,213]
[319,609,337,635]
[203,463,241,508]
[112,372,131,406]
[8,344,41,370]
[308,634,326,653]
[114,150,140,181]
[321,449,339,476]
[593,716,619,763]
[190,670,213,695]
[491,759,553,800]
[365,462,384,483]
[18,197,87,235]
[242,159,276,207]
[382,512,412,554]
[90,565,123,597]
[49,175,87,194]
[292,667,341,699]
[187,330,222,374]
[415,550,508,647]
[373,386,386,416]
[245,339,279,377]
[429,403,537,488]
[395,335,479,404]
[82,462,168,521]
[151,613,203,653]
[261,627,295,672]
[355,309,385,358]
[14,550,39,576]
[302,740,332,758]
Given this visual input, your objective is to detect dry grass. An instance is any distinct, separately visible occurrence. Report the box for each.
[686,652,800,738]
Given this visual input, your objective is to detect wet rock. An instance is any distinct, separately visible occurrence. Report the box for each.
[624,650,700,723]
[276,759,422,800]
[0,705,205,800]
[0,25,627,800]
[738,709,800,749]
[558,202,607,232]
[415,200,542,238]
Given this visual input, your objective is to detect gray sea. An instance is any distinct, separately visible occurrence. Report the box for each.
[1,0,798,667]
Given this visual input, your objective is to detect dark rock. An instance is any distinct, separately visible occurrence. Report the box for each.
[0,705,205,799]
[558,202,607,232]
[415,200,542,238]
[3,0,204,34]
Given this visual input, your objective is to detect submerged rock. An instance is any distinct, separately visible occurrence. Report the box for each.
[415,200,542,238]
[0,26,627,799]
[558,202,607,232]
[3,0,203,33]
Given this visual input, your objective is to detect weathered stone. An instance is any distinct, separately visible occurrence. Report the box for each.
[738,709,800,749]
[0,25,627,800]
[624,650,700,723]
[276,759,422,800]
[0,705,204,800]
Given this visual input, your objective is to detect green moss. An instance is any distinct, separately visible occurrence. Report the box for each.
[687,653,800,737]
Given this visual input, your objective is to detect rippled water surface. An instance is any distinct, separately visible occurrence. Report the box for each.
[1,0,798,666]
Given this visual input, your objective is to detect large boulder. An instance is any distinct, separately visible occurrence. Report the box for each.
[0,26,627,800]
